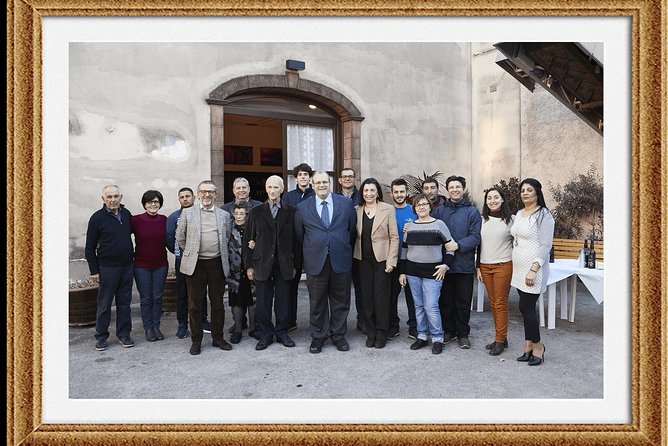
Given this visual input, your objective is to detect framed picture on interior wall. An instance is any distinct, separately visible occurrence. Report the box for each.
[260,147,282,166]
[224,145,254,165]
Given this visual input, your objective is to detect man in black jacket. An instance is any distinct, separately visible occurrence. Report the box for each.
[85,184,135,351]
[243,175,301,350]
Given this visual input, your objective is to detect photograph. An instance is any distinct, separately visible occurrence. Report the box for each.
[8,2,667,445]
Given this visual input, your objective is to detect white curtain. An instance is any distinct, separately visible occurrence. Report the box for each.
[286,124,335,190]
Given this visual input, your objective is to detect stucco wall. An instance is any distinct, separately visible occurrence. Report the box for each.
[470,42,602,208]
[69,41,602,273]
[69,42,473,265]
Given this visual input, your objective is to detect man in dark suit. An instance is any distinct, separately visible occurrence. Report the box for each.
[295,171,357,354]
[243,175,301,350]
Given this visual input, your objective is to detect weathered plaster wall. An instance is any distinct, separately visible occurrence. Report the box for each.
[470,42,603,209]
[69,42,473,265]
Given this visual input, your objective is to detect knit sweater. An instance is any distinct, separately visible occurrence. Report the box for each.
[478,215,514,265]
[85,204,134,275]
[399,219,454,278]
[131,212,168,269]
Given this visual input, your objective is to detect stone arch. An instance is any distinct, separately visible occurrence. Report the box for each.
[206,72,364,191]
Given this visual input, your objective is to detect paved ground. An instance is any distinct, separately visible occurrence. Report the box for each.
[69,280,603,399]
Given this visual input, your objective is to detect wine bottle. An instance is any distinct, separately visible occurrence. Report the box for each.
[578,239,588,268]
[587,239,597,269]
[549,245,555,263]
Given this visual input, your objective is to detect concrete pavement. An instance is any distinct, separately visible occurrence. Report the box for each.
[69,280,603,400]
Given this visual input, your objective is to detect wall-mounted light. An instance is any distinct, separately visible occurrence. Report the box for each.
[286,59,305,71]
[308,104,317,110]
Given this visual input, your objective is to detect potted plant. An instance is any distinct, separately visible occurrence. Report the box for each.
[69,277,98,327]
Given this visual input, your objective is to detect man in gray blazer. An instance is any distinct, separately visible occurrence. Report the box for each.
[295,172,357,354]
[176,180,233,355]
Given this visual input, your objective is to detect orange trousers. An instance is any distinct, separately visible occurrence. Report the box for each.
[479,261,512,343]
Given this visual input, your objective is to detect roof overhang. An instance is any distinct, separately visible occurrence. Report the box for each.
[494,42,603,135]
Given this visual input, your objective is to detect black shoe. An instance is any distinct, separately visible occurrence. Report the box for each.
[213,339,233,351]
[248,330,261,341]
[375,339,386,349]
[408,330,418,341]
[230,332,242,344]
[154,327,164,341]
[255,339,270,351]
[119,336,135,348]
[387,330,400,340]
[190,342,201,355]
[145,329,157,342]
[277,336,296,348]
[528,345,545,366]
[442,333,456,344]
[432,341,443,355]
[202,320,211,334]
[489,342,505,356]
[309,339,325,354]
[95,339,108,351]
[176,324,187,339]
[332,337,349,351]
[410,339,428,350]
[287,324,298,333]
[365,337,376,348]
[486,338,508,349]
[457,336,471,349]
[517,350,533,362]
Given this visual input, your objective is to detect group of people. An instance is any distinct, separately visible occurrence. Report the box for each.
[85,165,554,366]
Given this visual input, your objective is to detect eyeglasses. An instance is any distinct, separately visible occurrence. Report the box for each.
[199,190,216,196]
[146,200,161,206]
[340,175,355,179]
[415,202,431,208]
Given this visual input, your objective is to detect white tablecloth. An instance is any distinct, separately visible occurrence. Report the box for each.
[547,259,604,304]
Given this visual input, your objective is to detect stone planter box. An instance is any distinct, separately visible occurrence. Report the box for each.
[69,285,98,327]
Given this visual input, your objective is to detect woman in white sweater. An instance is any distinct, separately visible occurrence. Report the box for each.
[476,188,514,356]
[510,178,555,366]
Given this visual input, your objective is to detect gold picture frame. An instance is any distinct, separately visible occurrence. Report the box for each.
[7,0,666,444]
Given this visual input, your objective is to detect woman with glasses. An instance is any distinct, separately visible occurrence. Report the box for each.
[398,194,455,355]
[510,178,554,366]
[353,178,399,349]
[131,190,169,342]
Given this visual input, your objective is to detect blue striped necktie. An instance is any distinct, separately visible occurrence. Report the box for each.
[320,201,330,227]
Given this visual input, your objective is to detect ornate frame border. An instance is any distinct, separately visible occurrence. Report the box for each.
[7,1,666,445]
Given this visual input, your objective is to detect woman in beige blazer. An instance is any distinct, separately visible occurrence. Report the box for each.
[353,178,399,349]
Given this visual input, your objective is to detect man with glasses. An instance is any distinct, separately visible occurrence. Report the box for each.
[295,172,357,354]
[85,184,135,351]
[221,177,262,214]
[335,167,364,333]
[176,180,233,355]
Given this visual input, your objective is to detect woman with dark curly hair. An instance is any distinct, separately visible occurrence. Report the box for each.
[511,178,554,366]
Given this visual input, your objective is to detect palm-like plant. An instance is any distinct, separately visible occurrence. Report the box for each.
[399,171,448,197]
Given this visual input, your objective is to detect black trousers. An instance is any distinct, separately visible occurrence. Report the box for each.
[390,268,416,332]
[287,265,302,327]
[517,289,541,342]
[254,259,290,343]
[186,257,226,344]
[351,259,364,324]
[439,273,474,337]
[358,258,391,341]
[305,256,351,341]
[175,256,188,326]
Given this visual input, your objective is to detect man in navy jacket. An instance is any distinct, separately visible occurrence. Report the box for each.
[432,175,482,349]
[295,171,357,354]
[85,185,135,351]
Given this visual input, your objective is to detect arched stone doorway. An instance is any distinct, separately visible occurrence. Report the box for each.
[206,72,364,201]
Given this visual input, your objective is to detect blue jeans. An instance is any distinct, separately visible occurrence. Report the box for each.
[406,275,443,343]
[134,266,168,330]
[96,264,133,341]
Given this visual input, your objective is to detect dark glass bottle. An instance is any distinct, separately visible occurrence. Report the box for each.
[549,245,555,263]
[587,239,597,269]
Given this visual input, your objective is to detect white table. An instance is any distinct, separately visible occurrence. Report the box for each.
[474,259,603,329]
